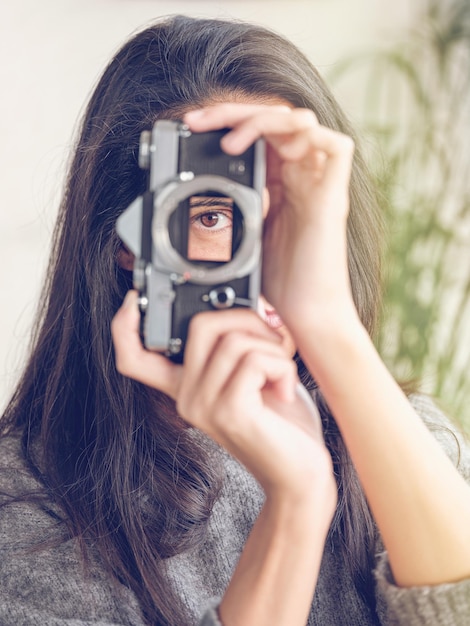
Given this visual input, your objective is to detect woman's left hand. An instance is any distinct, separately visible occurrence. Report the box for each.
[184,103,359,340]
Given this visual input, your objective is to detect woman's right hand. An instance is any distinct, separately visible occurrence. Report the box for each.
[179,309,335,510]
[112,291,336,510]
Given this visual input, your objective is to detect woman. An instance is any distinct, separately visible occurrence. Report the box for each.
[1,15,469,626]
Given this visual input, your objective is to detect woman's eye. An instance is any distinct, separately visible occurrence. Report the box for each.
[191,210,233,232]
[188,195,234,233]
[200,212,219,228]
[187,199,235,262]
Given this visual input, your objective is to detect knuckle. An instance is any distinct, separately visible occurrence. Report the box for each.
[274,104,292,114]
[187,311,208,335]
[338,133,355,154]
[296,108,318,126]
[218,331,245,355]
[240,351,262,371]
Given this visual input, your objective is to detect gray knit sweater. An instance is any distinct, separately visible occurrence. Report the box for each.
[1,395,469,625]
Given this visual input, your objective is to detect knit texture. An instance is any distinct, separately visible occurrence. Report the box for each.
[1,394,469,625]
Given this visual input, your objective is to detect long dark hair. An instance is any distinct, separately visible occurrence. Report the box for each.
[1,15,382,624]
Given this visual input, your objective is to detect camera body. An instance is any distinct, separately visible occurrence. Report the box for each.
[116,120,265,361]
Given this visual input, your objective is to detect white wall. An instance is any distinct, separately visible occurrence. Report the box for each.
[0,0,413,409]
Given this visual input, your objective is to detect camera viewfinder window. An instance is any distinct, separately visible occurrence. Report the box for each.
[188,195,234,262]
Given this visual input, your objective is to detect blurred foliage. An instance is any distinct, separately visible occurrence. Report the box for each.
[330,0,470,428]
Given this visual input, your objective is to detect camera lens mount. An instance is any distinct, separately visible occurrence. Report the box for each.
[151,175,262,285]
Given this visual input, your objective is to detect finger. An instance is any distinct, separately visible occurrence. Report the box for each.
[301,123,355,189]
[183,308,283,386]
[220,108,318,155]
[177,331,294,425]
[219,351,299,436]
[183,102,291,133]
[111,290,181,398]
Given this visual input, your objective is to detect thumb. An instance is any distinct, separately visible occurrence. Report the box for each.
[111,290,182,398]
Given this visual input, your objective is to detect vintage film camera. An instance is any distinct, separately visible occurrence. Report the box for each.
[116,120,266,362]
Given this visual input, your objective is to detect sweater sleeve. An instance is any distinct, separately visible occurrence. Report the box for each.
[198,600,223,626]
[375,553,470,626]
[374,394,470,625]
